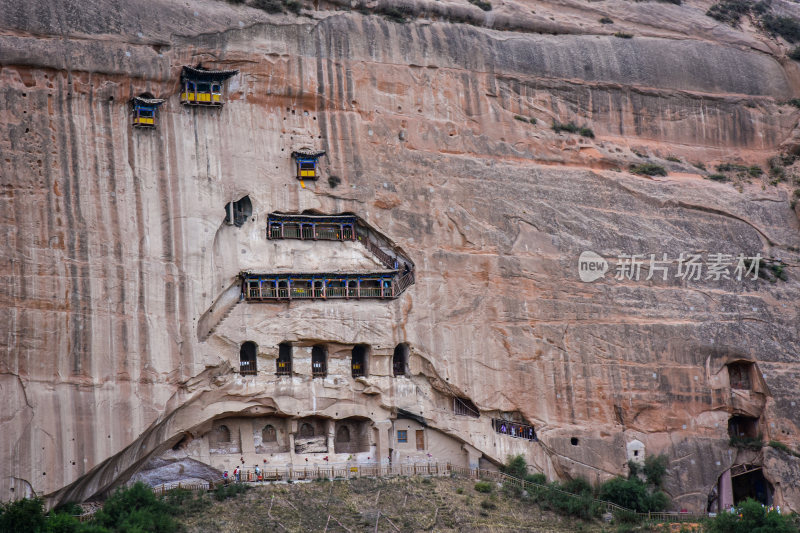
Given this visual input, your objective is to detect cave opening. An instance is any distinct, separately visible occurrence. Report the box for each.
[728,361,754,390]
[277,343,292,376]
[733,468,773,507]
[728,415,759,439]
[224,195,253,227]
[312,345,327,378]
[239,341,257,375]
[351,345,368,377]
[393,343,409,376]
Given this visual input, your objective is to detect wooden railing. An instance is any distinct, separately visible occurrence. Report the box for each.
[244,280,397,301]
[453,397,480,418]
[395,270,415,293]
[85,462,704,527]
[362,238,396,269]
[143,462,449,497]
[267,220,356,242]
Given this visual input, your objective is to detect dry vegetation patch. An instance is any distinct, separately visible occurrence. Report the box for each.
[179,476,604,532]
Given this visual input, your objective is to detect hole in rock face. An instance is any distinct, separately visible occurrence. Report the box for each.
[223,195,252,228]
[312,345,327,377]
[393,343,409,376]
[351,345,369,377]
[262,425,277,442]
[239,341,257,375]
[728,415,759,439]
[277,343,292,376]
[728,361,754,390]
[571,437,579,446]
[732,468,773,506]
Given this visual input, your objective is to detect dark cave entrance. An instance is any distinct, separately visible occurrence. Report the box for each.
[732,468,773,506]
[224,195,252,227]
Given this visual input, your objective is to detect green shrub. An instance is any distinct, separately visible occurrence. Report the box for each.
[762,14,800,43]
[769,440,800,457]
[790,46,800,60]
[552,121,579,134]
[285,0,302,13]
[514,115,529,122]
[562,478,592,496]
[729,435,764,450]
[456,487,464,494]
[692,161,706,171]
[597,477,669,513]
[643,454,668,488]
[381,5,413,23]
[474,481,493,493]
[92,482,178,533]
[543,483,595,519]
[44,512,84,533]
[0,497,47,533]
[717,162,749,172]
[768,262,788,281]
[788,98,800,108]
[630,163,667,176]
[503,455,528,479]
[613,32,634,38]
[552,121,594,137]
[706,498,799,533]
[480,498,497,509]
[253,0,285,13]
[525,473,547,485]
[666,155,681,162]
[164,488,209,516]
[328,175,341,188]
[468,0,492,11]
[599,16,614,24]
[706,0,753,26]
[213,483,251,501]
[748,166,763,177]
[627,460,641,478]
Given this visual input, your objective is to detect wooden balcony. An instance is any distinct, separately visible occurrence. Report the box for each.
[267,214,356,242]
[243,272,406,301]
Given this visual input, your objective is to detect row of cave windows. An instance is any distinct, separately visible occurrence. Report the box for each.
[239,342,410,378]
[214,423,353,444]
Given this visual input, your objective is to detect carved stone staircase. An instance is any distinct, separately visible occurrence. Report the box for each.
[197,281,242,342]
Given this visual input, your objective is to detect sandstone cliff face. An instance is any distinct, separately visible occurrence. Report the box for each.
[1,0,799,513]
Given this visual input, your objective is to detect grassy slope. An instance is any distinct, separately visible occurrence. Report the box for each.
[178,476,606,532]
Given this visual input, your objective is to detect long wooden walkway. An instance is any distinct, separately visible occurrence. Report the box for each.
[245,213,416,302]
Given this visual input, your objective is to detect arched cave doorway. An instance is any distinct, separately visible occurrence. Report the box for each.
[239,341,257,375]
[393,343,409,376]
[351,345,368,378]
[312,345,327,377]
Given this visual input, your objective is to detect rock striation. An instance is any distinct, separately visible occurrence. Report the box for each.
[1,0,799,514]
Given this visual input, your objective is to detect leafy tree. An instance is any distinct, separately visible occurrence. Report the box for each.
[597,477,648,512]
[706,498,798,533]
[643,454,668,487]
[502,455,528,479]
[92,482,177,533]
[0,497,47,533]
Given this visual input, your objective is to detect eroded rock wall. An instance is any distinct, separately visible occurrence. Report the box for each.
[1,0,799,512]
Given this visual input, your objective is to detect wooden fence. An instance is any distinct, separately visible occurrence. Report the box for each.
[76,462,705,525]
